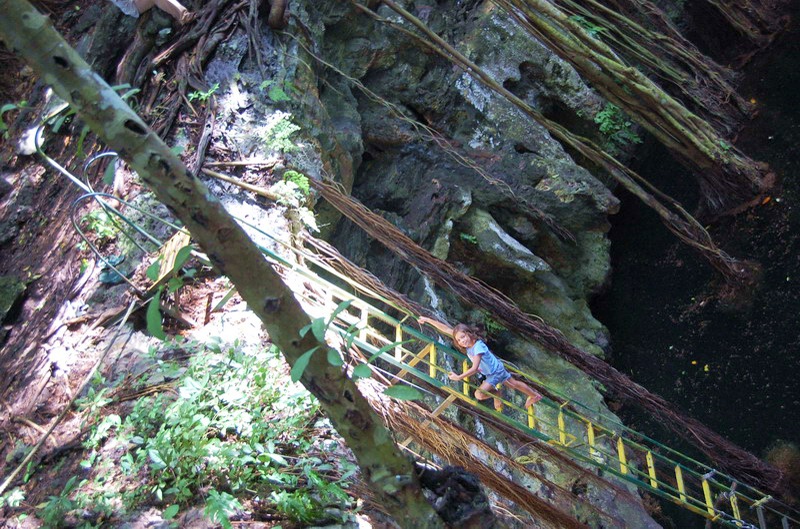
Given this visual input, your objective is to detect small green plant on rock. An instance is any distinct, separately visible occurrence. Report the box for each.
[283,170,310,196]
[188,83,219,103]
[594,103,642,155]
[459,233,478,245]
[482,312,507,335]
[259,79,293,103]
[260,111,301,153]
[81,208,120,243]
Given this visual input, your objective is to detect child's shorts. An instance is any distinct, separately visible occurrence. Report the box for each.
[485,369,512,388]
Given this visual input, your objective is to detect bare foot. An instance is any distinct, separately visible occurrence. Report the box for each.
[525,394,542,409]
[493,398,503,412]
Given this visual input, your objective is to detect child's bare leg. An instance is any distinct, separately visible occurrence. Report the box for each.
[475,381,503,411]
[506,377,542,408]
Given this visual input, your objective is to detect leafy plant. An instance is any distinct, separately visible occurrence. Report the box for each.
[38,475,86,527]
[0,488,25,508]
[81,208,120,242]
[33,336,358,525]
[569,15,605,38]
[0,100,28,139]
[270,490,323,524]
[188,83,220,103]
[283,170,310,196]
[75,384,112,415]
[459,233,478,245]
[594,103,642,154]
[204,489,242,529]
[482,312,507,335]
[260,111,301,153]
[259,80,293,103]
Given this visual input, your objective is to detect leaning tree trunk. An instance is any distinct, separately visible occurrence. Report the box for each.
[499,0,771,213]
[0,2,445,526]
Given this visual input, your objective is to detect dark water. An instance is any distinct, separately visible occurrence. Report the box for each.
[592,6,800,526]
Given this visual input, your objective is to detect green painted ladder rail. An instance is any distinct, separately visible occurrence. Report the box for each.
[247,232,798,529]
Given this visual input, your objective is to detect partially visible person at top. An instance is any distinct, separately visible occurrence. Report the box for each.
[418,316,542,411]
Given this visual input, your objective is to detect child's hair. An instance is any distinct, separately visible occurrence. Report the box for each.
[452,323,484,352]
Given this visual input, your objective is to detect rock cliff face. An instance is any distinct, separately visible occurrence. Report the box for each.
[274,1,653,525]
[314,1,618,357]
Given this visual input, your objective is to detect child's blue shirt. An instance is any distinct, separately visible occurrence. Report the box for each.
[467,340,507,378]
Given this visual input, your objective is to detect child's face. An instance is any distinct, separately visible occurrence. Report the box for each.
[454,330,473,348]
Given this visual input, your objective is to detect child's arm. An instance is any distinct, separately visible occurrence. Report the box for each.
[418,316,454,336]
[448,355,481,381]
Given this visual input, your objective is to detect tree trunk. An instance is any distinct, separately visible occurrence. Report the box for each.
[0,1,444,526]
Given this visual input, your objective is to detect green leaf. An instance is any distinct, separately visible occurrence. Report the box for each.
[148,449,167,469]
[167,276,183,294]
[179,376,205,400]
[266,453,288,466]
[146,291,167,340]
[311,317,326,342]
[172,245,193,274]
[51,114,67,133]
[383,385,423,400]
[352,364,372,379]
[268,85,291,102]
[290,346,319,382]
[0,102,23,132]
[103,159,116,186]
[163,505,180,519]
[212,287,236,312]
[76,125,91,158]
[146,257,162,281]
[326,348,343,367]
[299,320,314,338]
[119,88,141,101]
[326,299,353,326]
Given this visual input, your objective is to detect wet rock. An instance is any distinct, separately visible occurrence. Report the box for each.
[0,175,12,200]
[418,465,501,528]
[0,276,25,325]
[85,5,139,80]
[460,207,551,276]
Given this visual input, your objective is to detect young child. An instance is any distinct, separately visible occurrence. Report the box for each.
[418,316,542,411]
